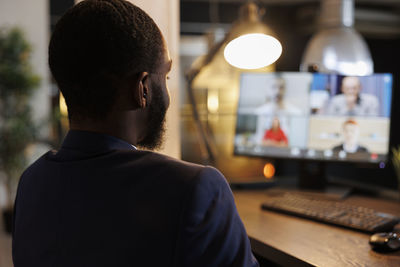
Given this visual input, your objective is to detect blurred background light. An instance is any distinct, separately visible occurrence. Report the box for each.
[224,33,282,69]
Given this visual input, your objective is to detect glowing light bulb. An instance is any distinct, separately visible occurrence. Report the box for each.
[224,33,282,69]
[263,163,275,179]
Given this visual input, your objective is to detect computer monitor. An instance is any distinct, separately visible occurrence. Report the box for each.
[234,72,393,189]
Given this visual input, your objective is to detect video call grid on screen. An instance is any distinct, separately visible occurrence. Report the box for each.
[234,72,393,163]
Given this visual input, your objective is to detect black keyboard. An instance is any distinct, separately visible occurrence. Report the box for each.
[261,193,400,233]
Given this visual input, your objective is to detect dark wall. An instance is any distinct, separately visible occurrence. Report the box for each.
[50,0,74,31]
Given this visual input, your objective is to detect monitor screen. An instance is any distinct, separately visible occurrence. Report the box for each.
[234,72,393,164]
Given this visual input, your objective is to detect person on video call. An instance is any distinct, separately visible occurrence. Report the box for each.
[333,119,369,154]
[262,117,288,147]
[256,76,302,115]
[326,76,379,116]
[12,1,259,267]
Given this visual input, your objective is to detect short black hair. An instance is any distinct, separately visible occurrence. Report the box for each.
[49,0,163,120]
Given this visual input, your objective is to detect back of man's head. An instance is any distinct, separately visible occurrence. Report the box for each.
[49,0,163,121]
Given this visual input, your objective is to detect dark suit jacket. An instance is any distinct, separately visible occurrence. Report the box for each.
[12,130,258,267]
[332,144,368,154]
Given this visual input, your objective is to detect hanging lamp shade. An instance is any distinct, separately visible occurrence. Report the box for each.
[300,0,373,75]
[223,2,282,70]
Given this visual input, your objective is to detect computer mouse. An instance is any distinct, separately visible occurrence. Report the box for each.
[369,232,400,252]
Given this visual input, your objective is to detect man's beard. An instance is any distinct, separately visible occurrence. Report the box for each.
[137,82,167,150]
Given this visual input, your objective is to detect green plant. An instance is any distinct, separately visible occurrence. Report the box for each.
[0,27,40,207]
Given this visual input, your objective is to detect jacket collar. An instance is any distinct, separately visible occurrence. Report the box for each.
[61,130,137,154]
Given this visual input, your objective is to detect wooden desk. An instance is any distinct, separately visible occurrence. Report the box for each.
[233,190,400,267]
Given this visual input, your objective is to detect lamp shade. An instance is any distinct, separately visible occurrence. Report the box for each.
[224,33,282,69]
[223,2,282,70]
[300,27,373,75]
[300,0,373,75]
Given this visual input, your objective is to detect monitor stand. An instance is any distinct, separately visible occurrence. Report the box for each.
[297,161,352,200]
[298,161,326,190]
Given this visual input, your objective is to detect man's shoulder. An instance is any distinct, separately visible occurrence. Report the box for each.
[46,148,220,184]
[124,150,206,173]
[133,151,225,184]
[360,93,378,103]
[112,151,227,193]
[332,144,344,152]
[22,150,56,176]
[21,148,226,192]
[331,94,346,103]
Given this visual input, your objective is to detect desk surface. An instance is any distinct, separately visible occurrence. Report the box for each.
[233,189,400,267]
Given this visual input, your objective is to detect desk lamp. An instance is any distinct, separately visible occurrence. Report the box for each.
[185,1,282,164]
[223,2,282,70]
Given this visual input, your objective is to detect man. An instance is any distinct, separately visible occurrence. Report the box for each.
[326,76,379,116]
[333,119,368,154]
[12,1,259,266]
[255,75,303,116]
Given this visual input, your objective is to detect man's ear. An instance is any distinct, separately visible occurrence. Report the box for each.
[134,72,149,109]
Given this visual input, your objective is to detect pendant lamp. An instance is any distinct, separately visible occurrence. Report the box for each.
[300,0,373,75]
